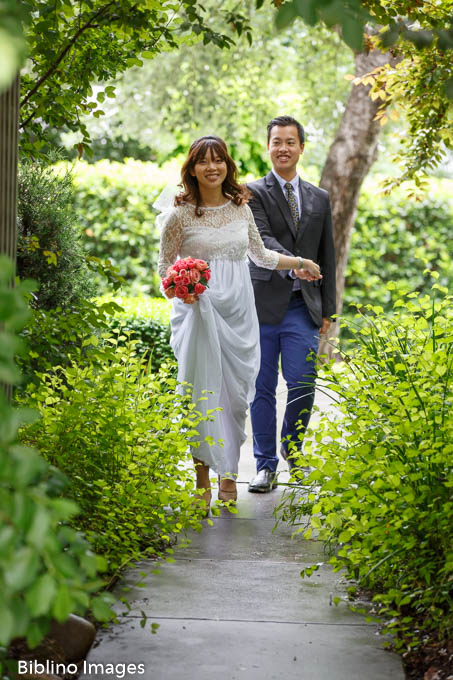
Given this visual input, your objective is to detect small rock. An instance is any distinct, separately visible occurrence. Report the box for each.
[49,615,96,662]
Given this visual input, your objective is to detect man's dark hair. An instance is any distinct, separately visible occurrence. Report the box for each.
[267,116,305,145]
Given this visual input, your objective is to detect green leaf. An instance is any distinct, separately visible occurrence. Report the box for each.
[0,604,14,646]
[25,574,57,617]
[444,77,453,100]
[294,0,318,25]
[53,584,73,622]
[91,594,113,622]
[26,620,49,649]
[341,16,364,51]
[276,1,298,30]
[26,506,50,547]
[4,548,40,591]
[311,516,322,529]
[380,23,399,48]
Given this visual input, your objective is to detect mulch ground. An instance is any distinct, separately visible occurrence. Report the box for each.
[402,638,453,680]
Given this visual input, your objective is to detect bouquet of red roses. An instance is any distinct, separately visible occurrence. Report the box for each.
[162,257,211,304]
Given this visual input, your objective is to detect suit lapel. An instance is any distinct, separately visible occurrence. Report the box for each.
[296,180,314,240]
[265,171,297,239]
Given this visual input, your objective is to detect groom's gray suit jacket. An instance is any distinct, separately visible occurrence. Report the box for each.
[247,171,336,328]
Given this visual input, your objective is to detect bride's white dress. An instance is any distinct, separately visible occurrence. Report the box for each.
[158,200,279,477]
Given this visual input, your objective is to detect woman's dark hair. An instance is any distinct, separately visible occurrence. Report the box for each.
[175,135,250,216]
[267,115,305,145]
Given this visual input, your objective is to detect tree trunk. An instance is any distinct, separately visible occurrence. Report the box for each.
[318,45,392,359]
[0,75,19,402]
[0,75,19,268]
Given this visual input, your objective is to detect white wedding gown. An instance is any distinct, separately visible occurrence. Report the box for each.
[158,201,279,477]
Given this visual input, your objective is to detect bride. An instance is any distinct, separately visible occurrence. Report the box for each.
[157,135,321,512]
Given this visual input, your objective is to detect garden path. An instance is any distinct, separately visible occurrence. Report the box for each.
[80,382,405,680]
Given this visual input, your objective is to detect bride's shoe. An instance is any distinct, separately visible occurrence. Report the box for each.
[193,488,211,517]
[218,477,237,503]
[193,458,211,516]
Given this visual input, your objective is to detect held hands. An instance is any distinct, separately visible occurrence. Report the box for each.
[293,258,322,281]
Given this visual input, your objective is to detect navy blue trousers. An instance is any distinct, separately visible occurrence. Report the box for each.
[250,295,319,472]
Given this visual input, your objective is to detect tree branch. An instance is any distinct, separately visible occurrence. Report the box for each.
[19,0,118,121]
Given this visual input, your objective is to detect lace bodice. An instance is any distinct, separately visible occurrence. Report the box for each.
[158,201,279,277]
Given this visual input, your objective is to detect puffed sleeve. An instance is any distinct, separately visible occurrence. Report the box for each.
[245,204,279,270]
[158,209,184,278]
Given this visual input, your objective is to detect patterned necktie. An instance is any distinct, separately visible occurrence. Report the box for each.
[284,182,299,229]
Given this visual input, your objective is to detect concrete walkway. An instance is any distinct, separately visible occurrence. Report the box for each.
[80,385,405,680]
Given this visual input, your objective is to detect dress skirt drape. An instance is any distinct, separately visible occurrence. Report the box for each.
[170,258,260,477]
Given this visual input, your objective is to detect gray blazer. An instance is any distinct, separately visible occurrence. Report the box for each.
[247,172,336,327]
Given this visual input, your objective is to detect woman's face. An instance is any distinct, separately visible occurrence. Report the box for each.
[191,148,227,192]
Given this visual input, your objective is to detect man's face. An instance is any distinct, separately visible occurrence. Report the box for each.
[267,125,304,177]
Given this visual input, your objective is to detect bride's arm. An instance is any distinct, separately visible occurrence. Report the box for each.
[158,210,184,278]
[246,206,321,279]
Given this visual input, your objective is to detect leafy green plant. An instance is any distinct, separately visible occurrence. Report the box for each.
[279,281,453,651]
[18,331,212,574]
[107,315,174,374]
[98,294,174,373]
[0,256,113,675]
[17,297,121,391]
[17,159,96,310]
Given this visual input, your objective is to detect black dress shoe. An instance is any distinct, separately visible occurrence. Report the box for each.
[280,446,311,474]
[248,469,277,493]
[280,445,297,471]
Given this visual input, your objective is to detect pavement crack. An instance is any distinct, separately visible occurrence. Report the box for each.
[119,614,373,627]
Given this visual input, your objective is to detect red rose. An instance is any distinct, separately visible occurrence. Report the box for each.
[175,285,189,299]
[185,258,196,267]
[194,283,206,295]
[161,277,171,289]
[166,267,178,278]
[174,275,183,285]
[202,270,211,282]
[165,287,176,299]
[179,268,187,276]
[190,269,201,283]
[181,275,191,286]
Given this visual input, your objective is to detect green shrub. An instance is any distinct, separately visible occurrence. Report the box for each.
[17,298,120,391]
[17,159,96,310]
[69,159,180,296]
[279,281,453,651]
[18,332,212,574]
[68,160,453,308]
[0,257,113,675]
[345,185,453,315]
[98,294,174,373]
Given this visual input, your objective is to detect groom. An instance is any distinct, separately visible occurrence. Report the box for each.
[247,115,336,492]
